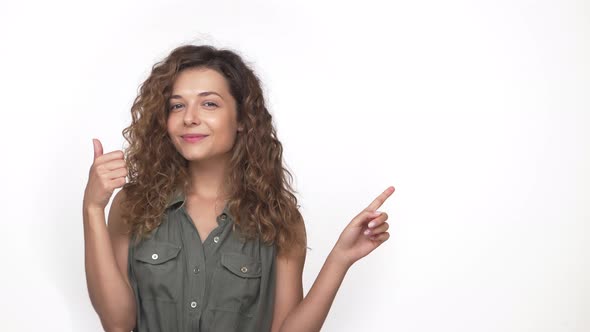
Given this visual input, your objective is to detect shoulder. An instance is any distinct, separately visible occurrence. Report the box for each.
[113,186,128,206]
[277,218,307,260]
[270,218,306,331]
[108,187,131,236]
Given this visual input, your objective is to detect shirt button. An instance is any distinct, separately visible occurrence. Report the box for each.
[190,301,198,308]
[240,266,248,273]
[193,266,200,274]
[213,236,220,243]
[151,253,158,260]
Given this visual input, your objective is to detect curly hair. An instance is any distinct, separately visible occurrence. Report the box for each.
[119,44,307,257]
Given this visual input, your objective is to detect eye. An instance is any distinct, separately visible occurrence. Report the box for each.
[169,103,183,111]
[203,101,218,108]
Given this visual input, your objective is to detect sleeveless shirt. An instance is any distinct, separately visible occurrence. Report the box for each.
[127,189,277,331]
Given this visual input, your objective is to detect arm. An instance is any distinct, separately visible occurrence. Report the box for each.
[84,189,137,332]
[272,247,351,332]
[272,186,394,332]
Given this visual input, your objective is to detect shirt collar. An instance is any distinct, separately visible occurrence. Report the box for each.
[166,189,185,209]
[166,189,233,221]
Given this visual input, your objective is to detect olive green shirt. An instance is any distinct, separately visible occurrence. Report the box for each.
[128,190,277,331]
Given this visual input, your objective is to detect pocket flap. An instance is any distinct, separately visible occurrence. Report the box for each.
[221,253,262,278]
[134,241,181,265]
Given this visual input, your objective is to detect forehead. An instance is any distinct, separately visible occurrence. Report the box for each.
[171,67,230,94]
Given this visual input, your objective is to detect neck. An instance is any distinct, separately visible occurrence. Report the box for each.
[186,154,231,201]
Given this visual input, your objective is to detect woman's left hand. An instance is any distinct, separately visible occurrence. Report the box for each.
[330,186,395,268]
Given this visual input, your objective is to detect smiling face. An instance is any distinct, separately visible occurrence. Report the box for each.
[166,67,243,163]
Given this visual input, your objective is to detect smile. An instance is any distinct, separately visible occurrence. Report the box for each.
[182,135,208,143]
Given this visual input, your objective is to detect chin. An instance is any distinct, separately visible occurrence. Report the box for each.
[182,151,220,161]
[182,153,208,161]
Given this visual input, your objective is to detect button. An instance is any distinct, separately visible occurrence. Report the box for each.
[213,236,220,243]
[193,266,200,274]
[220,214,227,220]
[190,301,198,308]
[240,266,248,273]
[151,253,158,260]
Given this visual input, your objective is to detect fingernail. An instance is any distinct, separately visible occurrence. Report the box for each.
[372,211,382,216]
[364,229,371,235]
[368,221,376,228]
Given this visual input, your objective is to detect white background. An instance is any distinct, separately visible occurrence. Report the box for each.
[0,0,588,331]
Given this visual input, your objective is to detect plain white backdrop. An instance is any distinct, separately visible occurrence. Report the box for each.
[0,0,588,331]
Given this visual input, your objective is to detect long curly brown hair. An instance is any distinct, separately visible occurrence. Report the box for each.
[119,44,307,256]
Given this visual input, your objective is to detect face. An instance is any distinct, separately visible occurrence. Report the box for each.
[166,67,243,162]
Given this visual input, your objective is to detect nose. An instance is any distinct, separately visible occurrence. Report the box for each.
[183,102,201,126]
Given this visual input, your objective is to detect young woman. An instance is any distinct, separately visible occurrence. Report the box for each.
[83,44,394,332]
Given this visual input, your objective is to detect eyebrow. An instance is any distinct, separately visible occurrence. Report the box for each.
[168,91,224,101]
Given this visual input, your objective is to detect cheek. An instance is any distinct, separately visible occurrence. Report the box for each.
[165,126,176,143]
[165,121,174,137]
[211,117,238,142]
[165,126,182,151]
[218,128,237,146]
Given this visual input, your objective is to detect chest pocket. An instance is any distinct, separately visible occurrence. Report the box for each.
[209,252,262,316]
[133,240,182,302]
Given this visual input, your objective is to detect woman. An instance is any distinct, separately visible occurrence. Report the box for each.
[83,44,394,332]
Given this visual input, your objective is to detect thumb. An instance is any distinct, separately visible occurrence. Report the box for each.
[351,210,382,228]
[93,138,103,160]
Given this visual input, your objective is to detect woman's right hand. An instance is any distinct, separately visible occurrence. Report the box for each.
[83,138,128,211]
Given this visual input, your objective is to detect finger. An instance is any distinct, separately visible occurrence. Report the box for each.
[102,159,127,172]
[366,186,395,212]
[369,232,390,242]
[367,212,388,229]
[110,175,128,187]
[107,167,128,181]
[93,138,103,160]
[95,150,125,164]
[351,210,384,228]
[365,222,389,236]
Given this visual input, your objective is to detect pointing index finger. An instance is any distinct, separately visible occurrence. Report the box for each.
[366,186,395,211]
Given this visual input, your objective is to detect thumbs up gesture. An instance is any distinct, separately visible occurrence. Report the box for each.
[83,139,128,211]
[330,186,395,268]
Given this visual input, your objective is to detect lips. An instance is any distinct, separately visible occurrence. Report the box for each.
[182,134,208,143]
